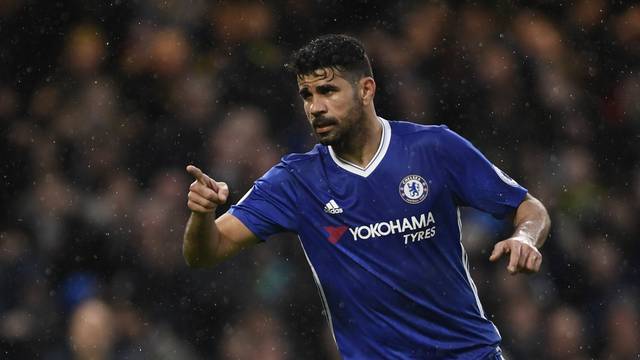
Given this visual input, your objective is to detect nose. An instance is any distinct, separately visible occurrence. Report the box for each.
[309,98,327,118]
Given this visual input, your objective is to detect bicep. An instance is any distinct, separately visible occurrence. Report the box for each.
[215,213,260,261]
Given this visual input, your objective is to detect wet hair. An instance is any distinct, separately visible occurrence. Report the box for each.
[288,34,373,81]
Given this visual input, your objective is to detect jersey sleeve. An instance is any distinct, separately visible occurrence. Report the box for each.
[227,163,298,241]
[437,127,528,218]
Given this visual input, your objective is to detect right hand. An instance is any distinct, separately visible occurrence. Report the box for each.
[186,165,229,213]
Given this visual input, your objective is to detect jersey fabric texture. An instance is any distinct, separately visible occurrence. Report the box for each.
[228,118,527,359]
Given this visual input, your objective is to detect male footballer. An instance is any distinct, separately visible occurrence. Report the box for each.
[183,34,550,359]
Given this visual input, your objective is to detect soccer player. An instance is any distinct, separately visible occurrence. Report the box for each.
[183,34,550,359]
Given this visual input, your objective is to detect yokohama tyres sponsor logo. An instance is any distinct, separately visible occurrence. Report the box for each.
[348,212,436,242]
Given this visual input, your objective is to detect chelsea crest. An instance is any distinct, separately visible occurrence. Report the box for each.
[399,175,429,204]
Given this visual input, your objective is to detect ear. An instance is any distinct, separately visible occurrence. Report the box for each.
[359,77,376,105]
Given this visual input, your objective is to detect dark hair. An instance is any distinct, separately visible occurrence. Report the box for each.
[288,34,373,80]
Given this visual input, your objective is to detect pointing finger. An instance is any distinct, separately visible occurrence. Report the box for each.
[186,165,206,185]
[187,165,218,191]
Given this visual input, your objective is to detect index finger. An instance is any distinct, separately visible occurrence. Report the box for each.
[187,165,218,191]
[186,165,206,185]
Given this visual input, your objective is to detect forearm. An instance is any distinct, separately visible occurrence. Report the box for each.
[512,195,551,248]
[183,212,220,267]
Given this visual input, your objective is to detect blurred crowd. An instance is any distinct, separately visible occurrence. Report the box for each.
[1,1,639,359]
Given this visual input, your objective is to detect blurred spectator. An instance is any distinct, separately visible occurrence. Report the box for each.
[600,299,640,359]
[68,299,116,360]
[545,306,589,360]
[205,107,283,208]
[63,24,106,78]
[0,2,638,359]
[220,309,289,360]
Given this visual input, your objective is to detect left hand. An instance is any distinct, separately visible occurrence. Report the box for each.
[489,237,542,275]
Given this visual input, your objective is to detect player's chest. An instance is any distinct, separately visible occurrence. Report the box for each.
[300,157,447,223]
[296,166,445,249]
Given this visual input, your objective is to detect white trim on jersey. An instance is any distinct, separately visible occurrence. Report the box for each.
[236,186,254,205]
[328,117,391,178]
[298,236,340,352]
[457,207,486,318]
[456,208,502,338]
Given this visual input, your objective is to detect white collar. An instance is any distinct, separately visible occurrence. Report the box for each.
[328,117,391,178]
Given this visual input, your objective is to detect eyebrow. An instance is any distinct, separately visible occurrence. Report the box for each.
[316,84,339,93]
[298,87,311,97]
[297,83,340,98]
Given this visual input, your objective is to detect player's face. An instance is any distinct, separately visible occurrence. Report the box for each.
[297,68,364,146]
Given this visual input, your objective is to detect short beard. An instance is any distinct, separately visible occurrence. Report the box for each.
[317,98,364,147]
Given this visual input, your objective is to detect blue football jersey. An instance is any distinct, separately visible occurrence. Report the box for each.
[228,118,527,359]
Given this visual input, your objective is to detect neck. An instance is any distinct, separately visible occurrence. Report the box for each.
[332,110,381,167]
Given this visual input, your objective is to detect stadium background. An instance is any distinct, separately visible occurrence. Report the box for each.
[1,1,638,359]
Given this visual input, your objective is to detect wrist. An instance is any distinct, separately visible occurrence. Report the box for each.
[191,209,216,221]
[512,233,536,247]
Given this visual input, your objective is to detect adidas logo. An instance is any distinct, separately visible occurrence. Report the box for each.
[324,199,343,214]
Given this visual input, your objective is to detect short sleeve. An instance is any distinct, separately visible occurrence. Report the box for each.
[437,127,528,218]
[227,163,298,241]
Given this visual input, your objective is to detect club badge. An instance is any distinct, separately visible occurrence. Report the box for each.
[399,175,429,204]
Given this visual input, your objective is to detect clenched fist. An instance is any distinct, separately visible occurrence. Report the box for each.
[186,165,229,213]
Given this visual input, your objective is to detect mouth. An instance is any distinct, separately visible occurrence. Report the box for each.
[312,117,337,136]
[315,124,334,135]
